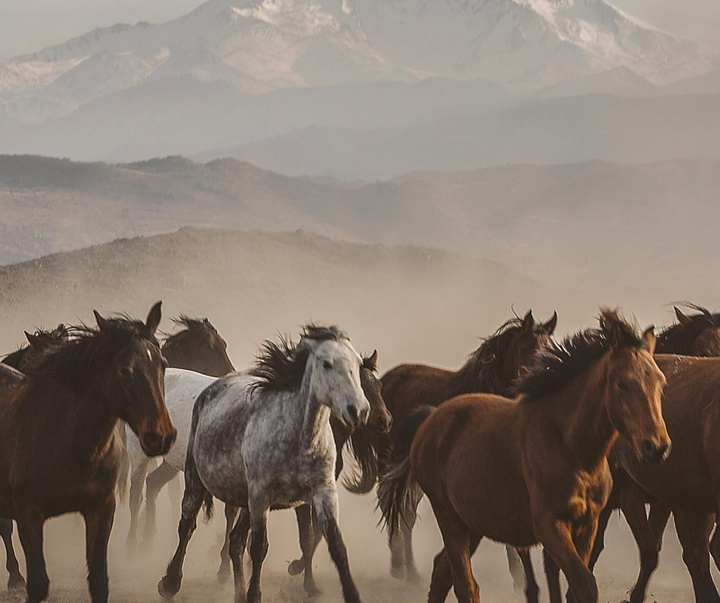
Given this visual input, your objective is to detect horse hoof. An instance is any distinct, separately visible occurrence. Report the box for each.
[7,573,26,591]
[406,569,422,585]
[217,567,231,584]
[288,559,304,576]
[304,586,322,599]
[158,574,182,599]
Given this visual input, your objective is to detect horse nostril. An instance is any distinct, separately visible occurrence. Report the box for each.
[641,439,670,464]
[163,429,177,452]
[345,405,359,425]
[142,431,163,455]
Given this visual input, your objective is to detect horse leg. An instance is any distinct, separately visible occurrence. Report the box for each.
[388,527,406,580]
[218,504,239,582]
[144,461,179,543]
[83,495,115,603]
[294,504,321,597]
[127,456,150,552]
[543,549,563,603]
[588,503,613,571]
[620,484,661,603]
[314,485,362,603]
[246,506,270,603]
[402,499,421,583]
[710,524,720,571]
[229,509,251,603]
[518,549,539,603]
[0,519,25,590]
[157,455,207,599]
[431,506,480,603]
[534,517,597,603]
[673,508,720,603]
[15,504,49,603]
[647,500,672,555]
[505,546,524,594]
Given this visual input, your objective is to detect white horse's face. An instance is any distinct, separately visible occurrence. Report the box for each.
[307,338,370,428]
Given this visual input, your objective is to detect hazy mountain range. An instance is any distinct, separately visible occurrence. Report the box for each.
[1,154,718,295]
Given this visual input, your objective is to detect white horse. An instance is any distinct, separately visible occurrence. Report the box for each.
[158,325,370,603]
[125,368,217,545]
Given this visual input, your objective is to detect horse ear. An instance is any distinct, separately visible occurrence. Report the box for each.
[365,350,379,371]
[522,310,534,331]
[544,311,558,335]
[24,331,42,350]
[94,310,110,334]
[642,326,656,355]
[674,306,693,326]
[146,301,162,335]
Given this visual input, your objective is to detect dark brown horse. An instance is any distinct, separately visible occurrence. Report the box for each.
[615,353,720,603]
[0,325,70,591]
[379,310,557,588]
[126,314,235,550]
[379,310,669,603]
[577,304,720,603]
[0,303,176,603]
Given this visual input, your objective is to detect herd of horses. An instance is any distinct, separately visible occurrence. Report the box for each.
[1,301,720,603]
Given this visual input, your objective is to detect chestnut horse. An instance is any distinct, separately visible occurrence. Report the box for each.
[0,325,70,591]
[379,310,669,603]
[579,304,720,603]
[0,303,176,603]
[379,310,557,588]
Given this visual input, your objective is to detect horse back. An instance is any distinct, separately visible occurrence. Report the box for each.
[411,393,534,545]
[381,364,455,431]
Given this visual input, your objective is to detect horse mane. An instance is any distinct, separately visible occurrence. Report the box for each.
[518,309,643,403]
[161,315,218,354]
[249,325,349,392]
[26,317,158,384]
[656,304,720,355]
[2,325,68,370]
[449,317,529,397]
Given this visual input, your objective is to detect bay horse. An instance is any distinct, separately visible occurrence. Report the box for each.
[379,310,557,587]
[579,304,720,603]
[125,314,235,549]
[158,325,370,603]
[0,324,70,591]
[379,310,669,603]
[0,303,176,603]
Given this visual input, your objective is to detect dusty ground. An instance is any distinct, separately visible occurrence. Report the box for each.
[0,485,703,603]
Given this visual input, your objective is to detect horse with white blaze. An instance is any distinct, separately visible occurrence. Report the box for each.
[158,325,370,603]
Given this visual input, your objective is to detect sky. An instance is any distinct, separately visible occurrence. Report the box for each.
[0,0,718,59]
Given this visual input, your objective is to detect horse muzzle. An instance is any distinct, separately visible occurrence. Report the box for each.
[141,428,177,457]
[640,438,671,464]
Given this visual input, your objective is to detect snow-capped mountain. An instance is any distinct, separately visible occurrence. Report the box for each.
[0,0,717,125]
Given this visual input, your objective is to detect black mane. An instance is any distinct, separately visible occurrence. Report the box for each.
[2,324,67,370]
[250,325,348,392]
[656,304,720,355]
[27,317,158,385]
[449,316,538,397]
[518,310,643,402]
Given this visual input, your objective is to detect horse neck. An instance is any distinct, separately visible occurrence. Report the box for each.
[546,366,616,469]
[297,363,332,453]
[31,367,119,459]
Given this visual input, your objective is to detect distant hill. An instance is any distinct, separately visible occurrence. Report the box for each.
[0,228,552,371]
[1,154,720,294]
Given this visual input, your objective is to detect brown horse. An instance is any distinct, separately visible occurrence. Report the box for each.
[576,304,720,603]
[0,303,176,603]
[615,354,720,602]
[0,324,70,591]
[379,310,669,603]
[379,310,557,587]
[126,314,235,550]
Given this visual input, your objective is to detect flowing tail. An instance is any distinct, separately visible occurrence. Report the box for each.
[377,406,434,537]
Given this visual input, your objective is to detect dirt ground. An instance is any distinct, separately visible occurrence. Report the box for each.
[0,482,703,603]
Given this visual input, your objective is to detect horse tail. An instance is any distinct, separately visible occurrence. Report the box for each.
[377,405,434,537]
[342,428,383,495]
[115,423,130,502]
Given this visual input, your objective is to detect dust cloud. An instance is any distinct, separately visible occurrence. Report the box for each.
[0,228,713,602]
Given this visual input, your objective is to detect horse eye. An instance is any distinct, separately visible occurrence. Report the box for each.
[323,361,332,370]
[616,379,629,391]
[120,367,133,379]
